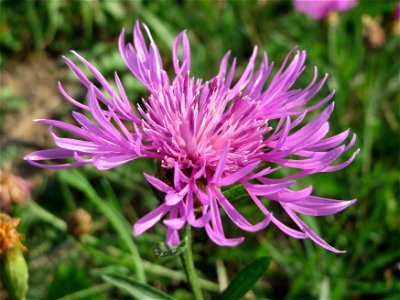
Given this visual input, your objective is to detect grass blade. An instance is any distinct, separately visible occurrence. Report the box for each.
[59,168,146,283]
[220,256,271,300]
[102,274,175,300]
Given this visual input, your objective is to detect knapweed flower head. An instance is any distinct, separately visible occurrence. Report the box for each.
[0,214,29,300]
[0,169,31,212]
[294,0,358,19]
[25,21,359,252]
[0,214,27,254]
[67,208,93,237]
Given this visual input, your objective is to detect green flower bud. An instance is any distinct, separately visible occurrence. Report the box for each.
[0,214,29,300]
[0,247,29,300]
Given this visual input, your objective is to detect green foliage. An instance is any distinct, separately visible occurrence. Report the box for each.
[47,261,94,299]
[59,168,146,283]
[102,273,175,300]
[0,87,27,127]
[220,256,271,300]
[222,183,250,204]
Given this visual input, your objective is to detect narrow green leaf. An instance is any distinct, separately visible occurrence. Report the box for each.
[60,283,111,300]
[82,244,219,292]
[27,201,67,232]
[102,274,175,300]
[59,169,146,283]
[222,183,250,203]
[220,256,271,300]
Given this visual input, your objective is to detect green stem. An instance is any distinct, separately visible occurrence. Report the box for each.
[61,283,112,300]
[327,16,337,65]
[59,169,146,283]
[27,200,67,232]
[181,225,204,300]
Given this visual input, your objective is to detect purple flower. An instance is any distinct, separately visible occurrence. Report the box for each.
[395,3,400,18]
[25,21,359,252]
[294,0,358,19]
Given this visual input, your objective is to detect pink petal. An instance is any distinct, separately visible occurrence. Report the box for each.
[143,173,173,193]
[217,161,260,186]
[133,204,169,236]
[282,204,345,253]
[215,187,272,232]
[211,141,230,183]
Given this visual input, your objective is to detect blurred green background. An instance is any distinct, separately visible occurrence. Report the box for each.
[0,0,399,299]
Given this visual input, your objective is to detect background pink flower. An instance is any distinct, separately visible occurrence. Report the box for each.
[395,2,400,18]
[294,0,358,19]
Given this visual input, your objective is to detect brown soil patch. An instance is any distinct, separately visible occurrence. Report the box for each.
[1,53,66,148]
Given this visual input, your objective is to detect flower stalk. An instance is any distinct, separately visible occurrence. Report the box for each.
[180,225,204,300]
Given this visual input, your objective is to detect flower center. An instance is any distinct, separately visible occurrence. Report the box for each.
[142,77,268,174]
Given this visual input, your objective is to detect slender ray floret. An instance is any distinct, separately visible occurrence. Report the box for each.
[25,21,359,252]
